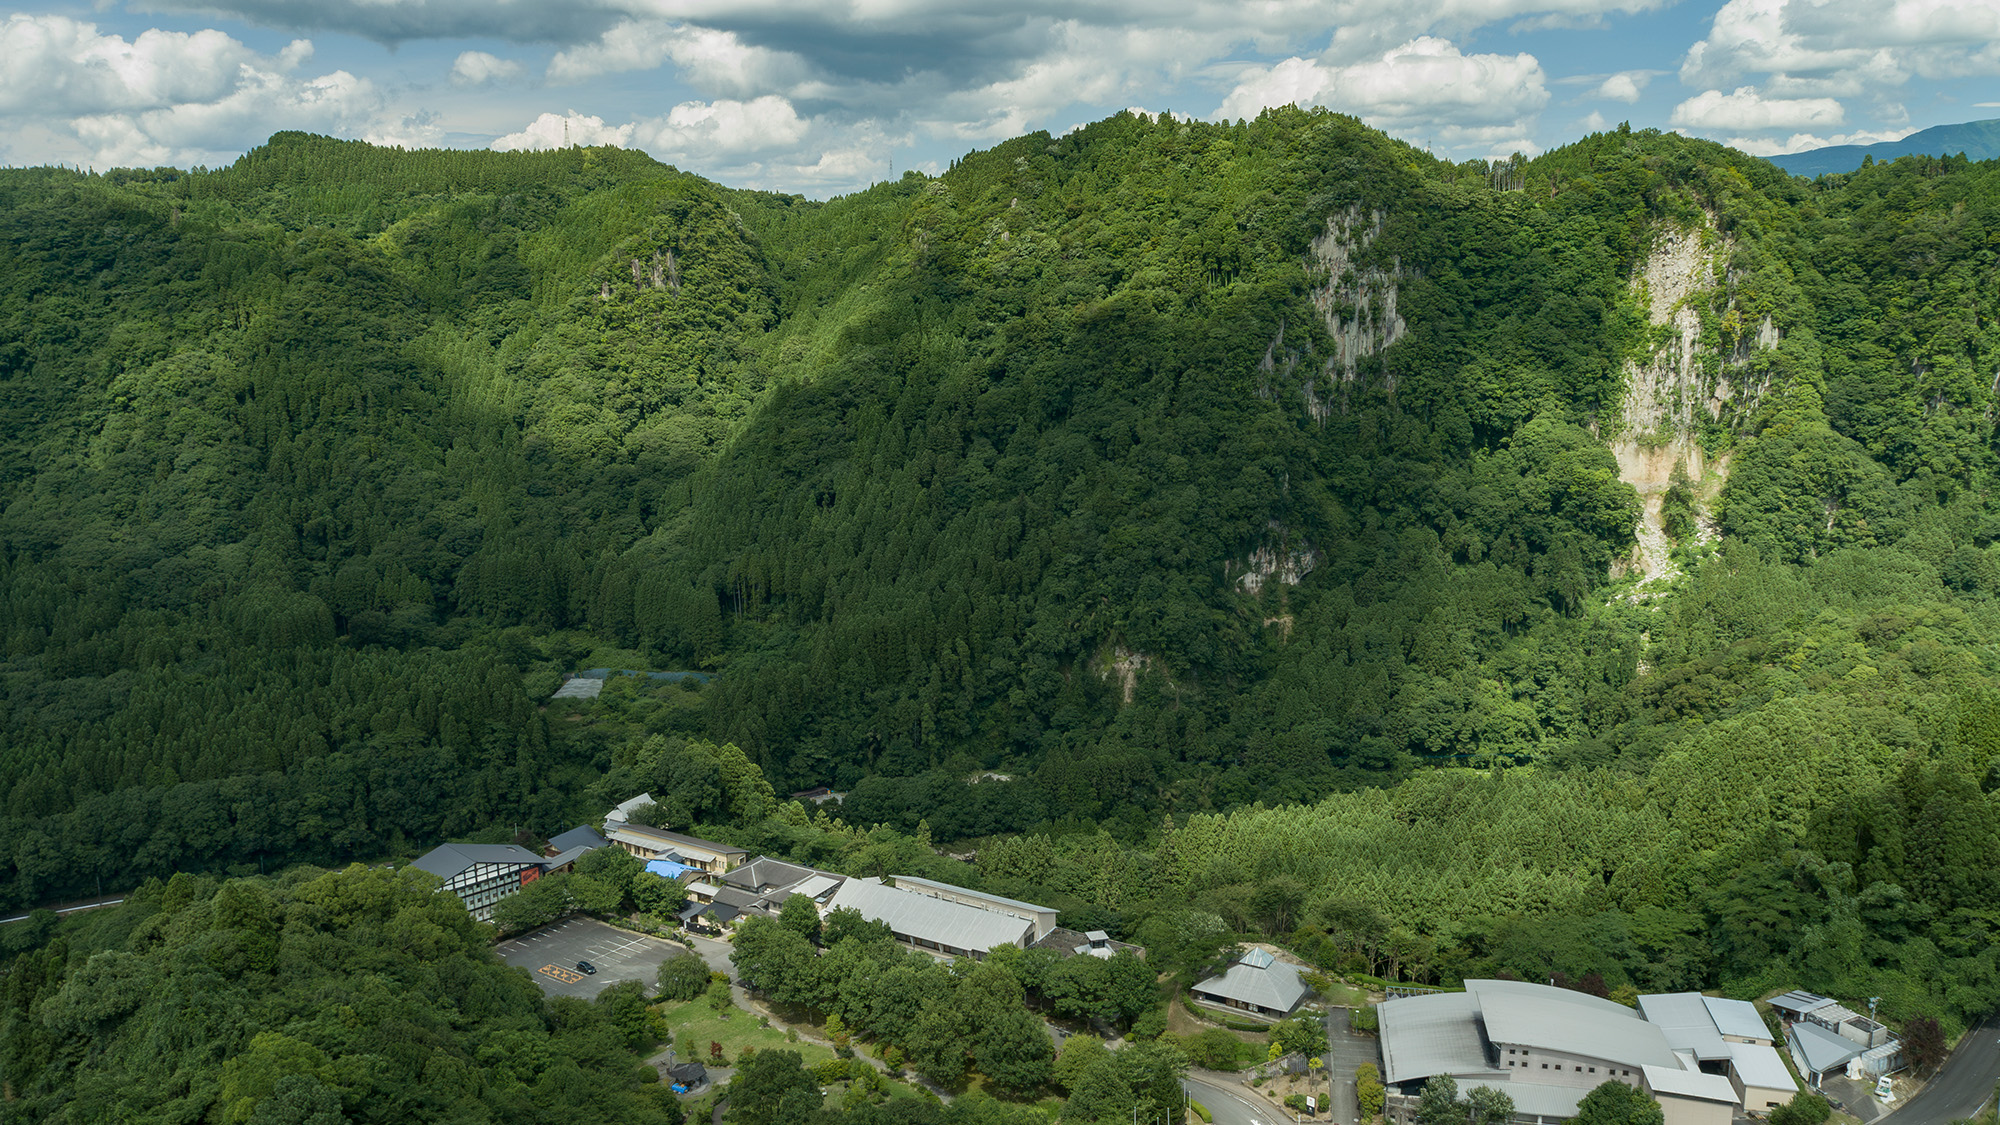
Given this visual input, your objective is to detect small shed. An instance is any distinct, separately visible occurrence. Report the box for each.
[664,1061,707,1092]
[1768,992,1834,1021]
[1790,1021,1862,1087]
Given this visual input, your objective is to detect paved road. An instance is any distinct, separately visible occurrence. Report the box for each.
[685,933,736,977]
[1323,1006,1381,1125]
[1878,1016,2000,1125]
[0,896,126,925]
[1188,1074,1286,1125]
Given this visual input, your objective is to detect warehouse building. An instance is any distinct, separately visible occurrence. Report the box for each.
[1378,981,1799,1125]
[822,876,1046,958]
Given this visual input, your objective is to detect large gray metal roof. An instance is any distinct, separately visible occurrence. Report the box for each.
[1462,1081,1587,1119]
[1638,993,1732,1059]
[606,823,747,859]
[1790,1021,1862,1074]
[1642,1065,1740,1104]
[1727,1041,1799,1091]
[412,842,545,880]
[825,877,1035,954]
[608,793,656,822]
[1191,954,1312,1014]
[1471,981,1679,1070]
[1703,996,1771,1041]
[1379,991,1498,1085]
[893,875,1056,917]
[722,856,818,892]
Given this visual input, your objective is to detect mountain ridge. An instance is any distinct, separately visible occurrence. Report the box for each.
[1765,117,2000,176]
[1,111,1997,899]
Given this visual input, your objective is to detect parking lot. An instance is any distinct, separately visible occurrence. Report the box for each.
[495,917,695,1000]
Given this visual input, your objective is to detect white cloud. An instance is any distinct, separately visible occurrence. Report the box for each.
[0,14,284,115]
[547,21,810,95]
[0,15,421,168]
[142,0,1675,53]
[450,50,522,87]
[104,0,1687,193]
[1216,37,1548,157]
[918,23,1205,141]
[1216,56,1332,122]
[637,96,811,158]
[490,110,635,150]
[1591,71,1649,102]
[487,97,889,192]
[1671,85,1845,132]
[72,69,385,167]
[1684,0,2000,94]
[1755,126,1917,153]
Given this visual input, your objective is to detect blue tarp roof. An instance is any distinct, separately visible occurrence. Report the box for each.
[646,859,696,878]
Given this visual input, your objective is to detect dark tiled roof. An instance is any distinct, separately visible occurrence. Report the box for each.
[412,842,545,880]
[548,825,611,852]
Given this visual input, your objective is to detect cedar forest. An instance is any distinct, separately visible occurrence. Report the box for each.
[4,110,2000,1123]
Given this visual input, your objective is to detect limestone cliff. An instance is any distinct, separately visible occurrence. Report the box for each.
[1300,206,1407,421]
[1612,218,1770,583]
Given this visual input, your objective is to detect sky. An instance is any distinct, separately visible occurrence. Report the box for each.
[1,0,1996,197]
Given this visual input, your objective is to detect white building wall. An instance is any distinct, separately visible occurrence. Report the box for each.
[1493,1044,1644,1090]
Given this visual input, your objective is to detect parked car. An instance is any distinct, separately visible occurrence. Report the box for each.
[577,960,597,974]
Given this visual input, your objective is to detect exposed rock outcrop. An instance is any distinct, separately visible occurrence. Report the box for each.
[1611,219,1767,585]
[1302,207,1407,421]
[1228,523,1318,596]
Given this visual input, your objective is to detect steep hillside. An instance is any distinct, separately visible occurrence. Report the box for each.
[3,116,2000,904]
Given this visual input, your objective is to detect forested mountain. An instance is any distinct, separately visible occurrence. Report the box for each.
[1767,117,2000,177]
[2,115,1999,934]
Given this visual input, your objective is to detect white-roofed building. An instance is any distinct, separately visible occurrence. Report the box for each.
[1190,949,1314,1019]
[1641,1065,1739,1125]
[824,876,1038,958]
[1727,1041,1800,1112]
[1790,1021,1864,1087]
[1379,991,1500,1087]
[1381,981,1798,1125]
[889,876,1061,942]
[601,823,747,873]
[1638,991,1797,1110]
[1475,980,1679,1082]
[1768,991,1835,1021]
[1639,993,1732,1062]
[1703,996,1773,1044]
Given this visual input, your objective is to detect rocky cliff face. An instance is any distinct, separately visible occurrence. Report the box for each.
[1612,219,1768,583]
[1300,207,1407,421]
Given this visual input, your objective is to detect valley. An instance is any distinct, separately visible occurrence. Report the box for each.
[3,111,2000,1124]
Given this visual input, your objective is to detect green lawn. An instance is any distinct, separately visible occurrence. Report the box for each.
[1324,980,1377,1008]
[657,999,839,1069]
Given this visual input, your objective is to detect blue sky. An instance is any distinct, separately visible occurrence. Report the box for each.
[2,0,1995,196]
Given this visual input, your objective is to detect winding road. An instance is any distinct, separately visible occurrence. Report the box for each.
[1876,1016,2000,1125]
[1187,1074,1287,1125]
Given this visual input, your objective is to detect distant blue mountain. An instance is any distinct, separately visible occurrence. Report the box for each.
[1766,118,2000,176]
